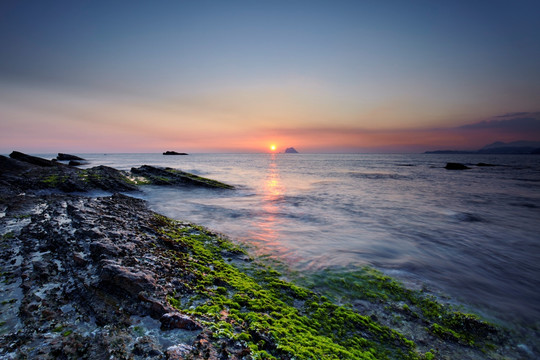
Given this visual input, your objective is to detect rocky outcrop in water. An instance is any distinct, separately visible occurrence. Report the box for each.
[1,154,137,194]
[284,147,299,153]
[1,152,233,195]
[444,162,470,170]
[57,153,86,161]
[131,165,234,189]
[163,151,188,155]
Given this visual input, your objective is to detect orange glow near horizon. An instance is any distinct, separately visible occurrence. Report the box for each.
[270,144,277,152]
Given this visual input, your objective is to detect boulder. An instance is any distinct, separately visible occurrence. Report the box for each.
[131,165,234,189]
[57,153,86,161]
[85,165,138,192]
[160,312,202,331]
[99,260,158,296]
[9,151,58,167]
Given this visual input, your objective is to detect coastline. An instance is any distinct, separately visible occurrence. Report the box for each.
[0,153,536,359]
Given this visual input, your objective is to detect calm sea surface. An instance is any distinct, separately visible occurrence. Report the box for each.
[65,153,539,324]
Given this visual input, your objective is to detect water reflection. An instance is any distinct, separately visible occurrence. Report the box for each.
[248,154,287,255]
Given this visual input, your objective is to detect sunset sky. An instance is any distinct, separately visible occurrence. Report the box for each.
[1,0,540,153]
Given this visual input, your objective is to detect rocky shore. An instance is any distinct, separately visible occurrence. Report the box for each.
[0,153,536,359]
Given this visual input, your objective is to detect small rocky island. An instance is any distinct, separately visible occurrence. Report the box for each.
[284,147,299,154]
[0,152,533,359]
[163,151,188,155]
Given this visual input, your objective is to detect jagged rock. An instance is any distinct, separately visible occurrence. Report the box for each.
[57,153,86,161]
[444,162,470,170]
[85,165,139,192]
[68,160,83,166]
[100,260,159,296]
[10,151,58,167]
[160,312,202,331]
[166,344,195,359]
[90,240,122,259]
[132,337,164,358]
[131,165,234,189]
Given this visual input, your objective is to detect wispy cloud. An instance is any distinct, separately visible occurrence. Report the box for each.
[458,113,540,132]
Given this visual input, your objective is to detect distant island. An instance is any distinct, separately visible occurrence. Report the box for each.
[163,151,188,155]
[284,147,299,153]
[426,141,540,154]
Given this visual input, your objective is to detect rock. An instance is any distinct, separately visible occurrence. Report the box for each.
[131,165,234,189]
[57,153,86,161]
[99,260,158,296]
[166,344,195,359]
[90,240,121,259]
[68,160,83,166]
[163,151,188,155]
[160,312,202,331]
[444,162,470,170]
[132,337,164,358]
[9,151,58,167]
[85,165,139,192]
[284,147,299,153]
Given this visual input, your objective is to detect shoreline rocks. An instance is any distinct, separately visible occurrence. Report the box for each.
[1,152,233,195]
[0,151,534,360]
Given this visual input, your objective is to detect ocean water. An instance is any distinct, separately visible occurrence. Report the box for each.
[73,153,540,324]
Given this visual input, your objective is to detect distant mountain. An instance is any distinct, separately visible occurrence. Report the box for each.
[284,147,299,153]
[426,141,540,155]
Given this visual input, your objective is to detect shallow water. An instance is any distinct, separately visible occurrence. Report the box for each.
[53,152,540,324]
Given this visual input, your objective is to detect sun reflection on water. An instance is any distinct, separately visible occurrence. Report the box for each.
[248,154,288,255]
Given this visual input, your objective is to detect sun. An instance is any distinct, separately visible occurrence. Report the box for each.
[270,144,276,151]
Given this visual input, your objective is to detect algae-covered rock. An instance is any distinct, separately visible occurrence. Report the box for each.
[131,165,234,189]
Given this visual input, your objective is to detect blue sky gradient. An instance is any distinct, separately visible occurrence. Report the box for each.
[1,0,539,152]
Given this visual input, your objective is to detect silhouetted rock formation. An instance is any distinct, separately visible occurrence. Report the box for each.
[163,151,188,155]
[284,147,299,153]
[1,152,234,195]
[57,153,86,161]
[445,162,470,170]
[10,151,58,167]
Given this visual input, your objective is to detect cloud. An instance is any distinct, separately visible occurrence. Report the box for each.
[495,112,532,118]
[458,114,540,132]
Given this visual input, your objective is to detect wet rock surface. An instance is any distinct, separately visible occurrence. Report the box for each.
[57,153,86,161]
[0,192,247,359]
[1,152,536,359]
[131,165,234,189]
[1,152,233,195]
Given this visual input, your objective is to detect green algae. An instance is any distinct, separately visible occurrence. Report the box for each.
[41,174,68,187]
[150,213,505,359]
[153,214,423,359]
[295,267,500,349]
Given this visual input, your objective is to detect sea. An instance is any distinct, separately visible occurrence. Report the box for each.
[45,153,540,326]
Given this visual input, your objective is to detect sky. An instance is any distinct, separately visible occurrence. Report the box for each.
[1,0,540,153]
